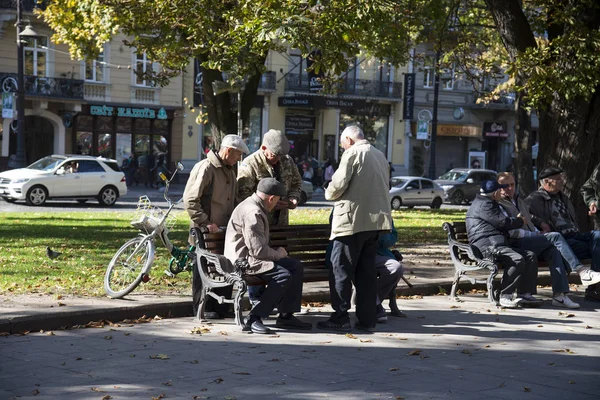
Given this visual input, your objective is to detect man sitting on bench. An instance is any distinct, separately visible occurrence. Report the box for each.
[224,177,312,334]
[466,180,540,308]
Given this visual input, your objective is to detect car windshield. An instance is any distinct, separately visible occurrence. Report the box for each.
[391,178,408,187]
[438,171,468,182]
[27,156,64,171]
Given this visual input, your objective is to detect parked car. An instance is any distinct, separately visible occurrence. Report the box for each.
[299,180,313,205]
[0,154,127,206]
[435,168,498,205]
[389,176,444,210]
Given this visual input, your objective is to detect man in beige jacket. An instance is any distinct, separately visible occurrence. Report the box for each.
[224,178,311,334]
[183,134,249,319]
[318,125,393,333]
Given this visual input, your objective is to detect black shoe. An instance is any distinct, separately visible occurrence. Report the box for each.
[389,309,407,318]
[275,315,312,330]
[243,316,272,334]
[203,311,222,320]
[316,319,351,332]
[584,290,600,302]
[354,322,376,333]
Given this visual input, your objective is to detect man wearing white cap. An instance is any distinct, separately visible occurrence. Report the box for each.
[184,134,249,319]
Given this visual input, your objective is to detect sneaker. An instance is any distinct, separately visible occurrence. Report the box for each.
[354,322,376,333]
[552,294,580,309]
[517,293,544,308]
[316,319,351,332]
[242,316,272,334]
[275,315,312,330]
[499,295,522,309]
[578,268,600,287]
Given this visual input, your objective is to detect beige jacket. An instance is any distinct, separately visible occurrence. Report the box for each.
[325,139,392,239]
[183,150,237,243]
[224,194,282,275]
[237,150,302,226]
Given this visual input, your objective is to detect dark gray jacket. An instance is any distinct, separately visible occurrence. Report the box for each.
[581,162,600,209]
[525,189,579,232]
[466,194,524,251]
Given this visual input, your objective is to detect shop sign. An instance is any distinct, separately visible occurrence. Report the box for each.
[485,122,508,137]
[437,124,481,137]
[2,92,15,119]
[285,115,315,131]
[402,73,415,120]
[416,121,429,140]
[278,96,390,116]
[90,105,168,120]
[278,97,314,107]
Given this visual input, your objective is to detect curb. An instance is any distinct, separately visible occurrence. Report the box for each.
[0,273,575,334]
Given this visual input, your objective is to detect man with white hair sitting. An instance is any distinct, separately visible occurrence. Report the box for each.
[466,180,540,308]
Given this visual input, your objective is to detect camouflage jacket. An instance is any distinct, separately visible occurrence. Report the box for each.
[237,149,302,226]
[581,162,600,208]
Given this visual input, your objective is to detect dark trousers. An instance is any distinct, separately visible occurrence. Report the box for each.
[192,263,232,316]
[564,230,600,272]
[250,257,304,319]
[512,234,570,294]
[328,231,379,327]
[483,245,537,296]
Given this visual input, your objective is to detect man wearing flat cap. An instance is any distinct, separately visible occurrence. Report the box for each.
[237,129,303,226]
[526,167,600,302]
[183,134,249,319]
[224,178,312,334]
[467,180,539,308]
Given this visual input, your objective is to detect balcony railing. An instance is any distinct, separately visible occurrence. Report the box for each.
[0,72,84,100]
[285,74,403,100]
[257,71,276,92]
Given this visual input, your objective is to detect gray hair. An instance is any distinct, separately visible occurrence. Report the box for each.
[341,125,364,141]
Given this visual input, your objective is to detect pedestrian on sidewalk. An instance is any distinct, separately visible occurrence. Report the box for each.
[318,125,392,333]
[183,134,249,320]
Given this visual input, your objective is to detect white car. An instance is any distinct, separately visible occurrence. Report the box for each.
[0,155,127,206]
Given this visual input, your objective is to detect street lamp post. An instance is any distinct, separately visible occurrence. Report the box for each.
[427,51,441,180]
[11,0,38,168]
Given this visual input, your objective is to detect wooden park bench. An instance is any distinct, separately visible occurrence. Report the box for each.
[191,224,402,327]
[442,221,591,304]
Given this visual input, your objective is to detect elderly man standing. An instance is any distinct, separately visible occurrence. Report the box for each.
[497,172,600,308]
[318,125,392,332]
[224,178,312,334]
[527,167,600,302]
[467,180,538,308]
[183,134,249,320]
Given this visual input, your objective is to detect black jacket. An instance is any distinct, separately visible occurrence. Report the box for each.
[466,194,524,250]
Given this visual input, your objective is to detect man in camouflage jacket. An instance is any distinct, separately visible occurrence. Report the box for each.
[237,129,303,226]
[581,161,600,230]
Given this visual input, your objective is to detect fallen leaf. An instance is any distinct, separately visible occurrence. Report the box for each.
[585,325,592,329]
[102,396,112,400]
[461,349,472,355]
[398,337,409,341]
[407,349,422,356]
[269,358,280,362]
[537,324,543,327]
[499,381,506,388]
[449,305,460,309]
[32,389,40,396]
[104,335,112,340]
[484,345,491,348]
[360,339,373,343]
[302,349,316,352]
[233,372,251,375]
[149,354,170,360]
[46,331,55,336]
[213,377,224,384]
[162,380,172,386]
[568,380,575,384]
[91,387,105,392]
[58,302,66,307]
[345,333,357,339]
[389,367,399,371]
[191,326,211,334]
[190,360,199,364]
[396,396,405,399]
[124,332,131,336]
[524,386,531,392]
[151,394,166,400]
[219,331,228,336]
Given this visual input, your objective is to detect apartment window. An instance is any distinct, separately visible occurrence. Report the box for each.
[441,64,455,90]
[288,54,308,88]
[134,52,156,87]
[85,49,106,82]
[24,37,48,76]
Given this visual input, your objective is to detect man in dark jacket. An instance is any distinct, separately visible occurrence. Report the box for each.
[526,167,600,302]
[581,161,600,230]
[466,180,539,308]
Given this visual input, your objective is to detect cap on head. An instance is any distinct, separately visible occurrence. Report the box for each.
[220,134,249,154]
[257,177,287,198]
[538,167,564,180]
[480,180,508,194]
[262,129,290,156]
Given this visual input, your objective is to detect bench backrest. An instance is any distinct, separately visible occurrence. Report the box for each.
[197,224,331,282]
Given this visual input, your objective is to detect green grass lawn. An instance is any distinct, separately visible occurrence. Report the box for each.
[0,208,466,297]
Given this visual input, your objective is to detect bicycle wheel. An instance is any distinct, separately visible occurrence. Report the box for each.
[104,236,154,298]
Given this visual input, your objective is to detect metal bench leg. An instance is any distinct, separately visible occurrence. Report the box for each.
[487,269,499,304]
[450,270,463,301]
[234,281,247,328]
[196,287,209,321]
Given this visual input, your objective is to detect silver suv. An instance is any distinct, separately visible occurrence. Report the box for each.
[434,168,498,205]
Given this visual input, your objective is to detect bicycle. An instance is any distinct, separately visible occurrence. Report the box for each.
[104,162,196,298]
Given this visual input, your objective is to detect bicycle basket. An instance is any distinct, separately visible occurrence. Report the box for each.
[131,196,176,234]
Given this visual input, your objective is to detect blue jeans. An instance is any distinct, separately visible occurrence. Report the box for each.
[564,230,600,272]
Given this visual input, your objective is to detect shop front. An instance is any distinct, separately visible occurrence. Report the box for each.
[74,104,174,166]
[482,121,509,172]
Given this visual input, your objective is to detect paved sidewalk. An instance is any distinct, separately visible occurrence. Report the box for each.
[1,293,599,400]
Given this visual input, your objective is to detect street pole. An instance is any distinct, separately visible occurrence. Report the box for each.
[428,51,440,180]
[12,0,27,168]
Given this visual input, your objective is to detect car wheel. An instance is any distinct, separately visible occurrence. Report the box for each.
[299,191,308,206]
[2,197,17,203]
[451,191,464,205]
[391,197,402,210]
[77,199,88,204]
[98,186,118,206]
[26,185,48,206]
[431,197,443,209]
